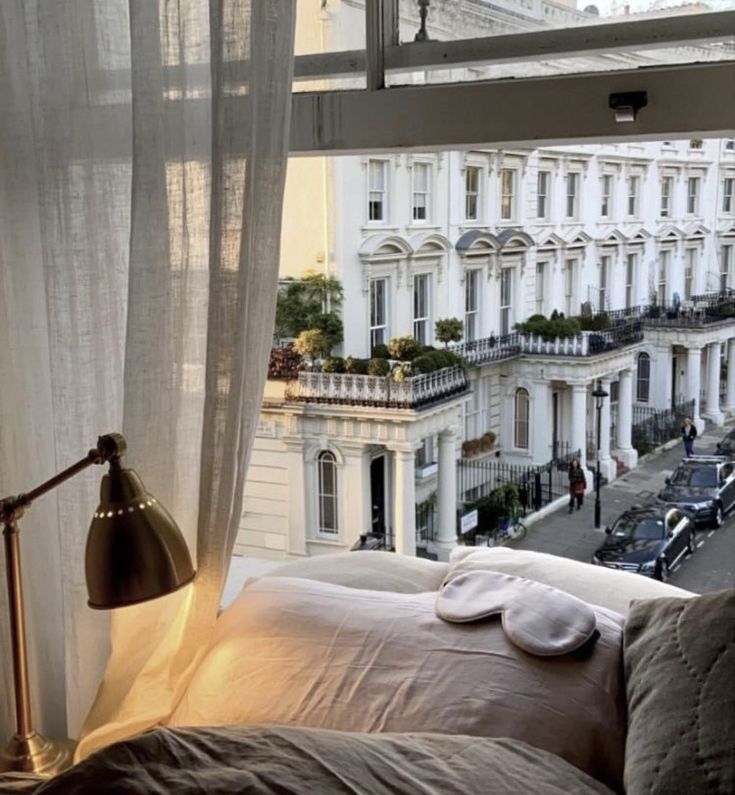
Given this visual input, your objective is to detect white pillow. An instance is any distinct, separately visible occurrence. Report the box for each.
[170,576,626,791]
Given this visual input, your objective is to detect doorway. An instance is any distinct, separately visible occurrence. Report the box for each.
[671,354,678,409]
[370,455,386,541]
[552,392,560,460]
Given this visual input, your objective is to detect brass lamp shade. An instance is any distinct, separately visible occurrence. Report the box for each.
[86,464,196,609]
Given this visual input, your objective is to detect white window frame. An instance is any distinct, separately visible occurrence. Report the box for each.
[500,168,517,221]
[660,176,673,218]
[599,255,610,311]
[367,159,389,223]
[627,175,639,217]
[687,176,700,215]
[500,267,513,336]
[685,247,696,299]
[413,272,432,345]
[721,245,734,293]
[464,268,480,343]
[464,386,480,442]
[723,177,734,214]
[564,258,577,315]
[369,277,389,351]
[600,174,613,218]
[625,252,637,309]
[317,450,339,537]
[412,161,431,223]
[658,249,670,306]
[565,172,579,219]
[465,165,481,221]
[514,387,530,450]
[636,353,651,404]
[535,261,547,315]
[537,170,550,220]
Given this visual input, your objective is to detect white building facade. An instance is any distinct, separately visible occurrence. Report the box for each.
[235,0,735,561]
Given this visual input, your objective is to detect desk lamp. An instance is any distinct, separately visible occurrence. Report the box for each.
[0,433,196,775]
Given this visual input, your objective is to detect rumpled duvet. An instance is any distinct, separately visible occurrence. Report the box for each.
[18,724,615,794]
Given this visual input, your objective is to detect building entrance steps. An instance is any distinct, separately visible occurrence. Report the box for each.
[511,422,730,565]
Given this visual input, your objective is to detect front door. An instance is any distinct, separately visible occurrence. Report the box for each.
[370,456,386,539]
[671,354,678,409]
[552,392,560,459]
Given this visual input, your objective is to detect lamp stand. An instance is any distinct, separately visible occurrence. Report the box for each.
[1,519,76,775]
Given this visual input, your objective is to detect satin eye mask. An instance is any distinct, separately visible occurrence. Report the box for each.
[436,570,598,657]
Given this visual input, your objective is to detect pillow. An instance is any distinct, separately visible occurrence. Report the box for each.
[448,547,694,614]
[623,589,735,795]
[170,576,626,791]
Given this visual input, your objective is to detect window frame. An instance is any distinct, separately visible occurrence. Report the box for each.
[625,252,637,309]
[411,160,431,223]
[600,173,613,218]
[721,245,734,293]
[500,167,517,221]
[369,276,389,352]
[685,247,696,299]
[514,387,530,450]
[658,249,670,306]
[565,171,579,219]
[367,158,389,223]
[537,169,550,220]
[723,177,734,215]
[412,272,432,345]
[564,257,577,315]
[464,165,482,222]
[687,176,700,215]
[660,175,673,218]
[464,268,480,343]
[317,450,339,537]
[500,266,513,336]
[599,254,610,311]
[535,260,547,315]
[627,174,639,217]
[636,352,651,404]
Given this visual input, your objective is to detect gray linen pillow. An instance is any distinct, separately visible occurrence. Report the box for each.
[623,589,735,795]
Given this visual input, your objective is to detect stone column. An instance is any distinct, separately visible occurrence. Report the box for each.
[704,342,724,426]
[615,368,638,469]
[686,346,704,432]
[435,429,458,560]
[569,383,590,489]
[285,443,308,557]
[530,380,551,465]
[725,339,735,414]
[598,377,616,482]
[342,446,372,547]
[392,447,417,557]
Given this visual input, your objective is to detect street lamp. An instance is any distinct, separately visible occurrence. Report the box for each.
[592,382,609,529]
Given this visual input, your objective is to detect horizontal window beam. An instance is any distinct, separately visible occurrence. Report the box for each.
[293,11,735,81]
[289,63,735,154]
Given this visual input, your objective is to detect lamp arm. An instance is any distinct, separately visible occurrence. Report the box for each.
[0,434,125,524]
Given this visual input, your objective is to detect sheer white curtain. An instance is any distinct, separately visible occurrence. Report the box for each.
[0,0,295,755]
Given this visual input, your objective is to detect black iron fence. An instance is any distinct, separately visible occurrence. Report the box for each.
[416,498,437,547]
[457,443,579,520]
[631,398,695,456]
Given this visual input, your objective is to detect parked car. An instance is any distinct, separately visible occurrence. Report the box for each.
[657,455,735,528]
[592,505,695,581]
[716,427,735,457]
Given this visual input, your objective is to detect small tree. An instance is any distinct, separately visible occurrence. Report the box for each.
[294,329,329,362]
[434,317,464,348]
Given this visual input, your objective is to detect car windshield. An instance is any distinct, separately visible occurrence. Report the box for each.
[611,516,664,540]
[670,467,717,488]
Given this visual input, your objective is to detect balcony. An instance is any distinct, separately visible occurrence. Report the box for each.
[606,292,735,329]
[453,321,643,366]
[289,364,469,409]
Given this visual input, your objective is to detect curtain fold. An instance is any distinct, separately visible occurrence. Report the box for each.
[0,0,295,756]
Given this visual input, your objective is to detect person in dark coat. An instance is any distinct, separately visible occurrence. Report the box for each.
[681,417,697,457]
[568,458,586,513]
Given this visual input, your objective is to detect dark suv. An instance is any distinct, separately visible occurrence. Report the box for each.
[592,505,695,581]
[657,456,735,528]
[716,427,735,457]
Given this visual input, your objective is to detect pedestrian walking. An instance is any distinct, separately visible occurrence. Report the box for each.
[568,458,586,513]
[681,417,697,458]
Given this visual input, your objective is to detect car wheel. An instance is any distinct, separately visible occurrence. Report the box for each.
[654,558,669,582]
[686,531,696,554]
[712,504,724,529]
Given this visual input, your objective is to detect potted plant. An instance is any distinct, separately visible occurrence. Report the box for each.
[434,317,464,348]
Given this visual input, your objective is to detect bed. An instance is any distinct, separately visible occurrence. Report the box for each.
[2,548,733,795]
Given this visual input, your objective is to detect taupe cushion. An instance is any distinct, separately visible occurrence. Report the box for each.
[171,576,627,791]
[264,550,448,593]
[623,589,735,795]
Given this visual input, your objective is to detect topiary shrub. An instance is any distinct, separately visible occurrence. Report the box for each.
[434,317,464,347]
[367,357,391,377]
[371,343,390,359]
[321,356,345,373]
[578,312,611,331]
[387,335,423,361]
[345,356,368,375]
[516,312,580,341]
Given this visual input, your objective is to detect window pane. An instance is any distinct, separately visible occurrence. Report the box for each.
[514,388,529,450]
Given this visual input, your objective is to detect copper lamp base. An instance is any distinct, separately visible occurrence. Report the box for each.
[0,732,76,777]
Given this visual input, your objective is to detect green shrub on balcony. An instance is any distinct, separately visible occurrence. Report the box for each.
[412,349,465,374]
[294,328,330,360]
[434,317,464,347]
[345,356,368,374]
[578,312,611,331]
[515,311,581,341]
[371,343,390,359]
[367,357,391,376]
[387,335,424,361]
[321,356,346,373]
[707,301,735,318]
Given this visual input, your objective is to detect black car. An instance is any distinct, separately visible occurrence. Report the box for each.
[592,505,695,581]
[716,428,735,458]
[657,455,735,528]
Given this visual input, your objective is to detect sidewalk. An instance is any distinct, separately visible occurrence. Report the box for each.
[514,423,730,564]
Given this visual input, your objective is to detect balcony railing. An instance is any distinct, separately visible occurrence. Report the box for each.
[453,320,643,365]
[606,292,735,328]
[290,364,469,409]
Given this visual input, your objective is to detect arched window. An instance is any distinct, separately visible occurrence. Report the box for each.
[514,388,530,449]
[317,451,338,535]
[637,353,651,403]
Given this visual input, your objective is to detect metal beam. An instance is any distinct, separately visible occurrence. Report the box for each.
[292,10,735,82]
[289,62,735,154]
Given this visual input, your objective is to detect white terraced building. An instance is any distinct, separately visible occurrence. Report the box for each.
[234,0,735,562]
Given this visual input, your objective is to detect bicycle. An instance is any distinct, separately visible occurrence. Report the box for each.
[492,508,527,546]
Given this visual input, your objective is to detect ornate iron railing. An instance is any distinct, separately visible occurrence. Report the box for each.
[290,364,469,409]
